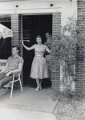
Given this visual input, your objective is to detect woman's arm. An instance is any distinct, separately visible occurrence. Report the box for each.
[22,40,35,51]
[45,45,51,54]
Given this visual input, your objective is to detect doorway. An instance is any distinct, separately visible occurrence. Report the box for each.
[22,14,52,88]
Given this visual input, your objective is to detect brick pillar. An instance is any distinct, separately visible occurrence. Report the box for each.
[11,14,19,47]
[11,14,22,55]
[51,12,61,97]
[19,15,23,55]
[75,0,85,96]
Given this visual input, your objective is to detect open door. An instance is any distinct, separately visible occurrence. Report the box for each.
[22,14,52,88]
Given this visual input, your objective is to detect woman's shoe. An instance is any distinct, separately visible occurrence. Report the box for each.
[39,86,42,90]
[35,87,39,92]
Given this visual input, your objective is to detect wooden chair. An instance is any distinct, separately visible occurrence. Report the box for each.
[10,72,23,98]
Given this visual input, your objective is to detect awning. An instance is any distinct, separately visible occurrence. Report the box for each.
[0,24,13,39]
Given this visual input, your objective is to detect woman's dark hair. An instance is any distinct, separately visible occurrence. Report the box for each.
[36,35,42,39]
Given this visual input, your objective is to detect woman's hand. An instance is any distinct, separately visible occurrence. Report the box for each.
[22,40,30,45]
[21,40,34,51]
[24,40,30,43]
[27,40,30,42]
[21,40,24,46]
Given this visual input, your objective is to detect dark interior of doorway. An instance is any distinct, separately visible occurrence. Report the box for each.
[0,22,11,59]
[23,14,52,88]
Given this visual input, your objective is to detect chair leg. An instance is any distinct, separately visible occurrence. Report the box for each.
[10,81,14,99]
[19,79,23,92]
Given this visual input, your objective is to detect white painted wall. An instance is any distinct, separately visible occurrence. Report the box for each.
[0,0,77,26]
[60,0,77,26]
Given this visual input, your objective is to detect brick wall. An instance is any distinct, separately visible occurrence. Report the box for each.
[11,14,19,46]
[11,14,22,55]
[76,0,85,96]
[51,12,61,96]
[19,15,23,55]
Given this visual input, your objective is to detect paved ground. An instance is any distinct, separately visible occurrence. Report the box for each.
[0,87,85,120]
[0,108,56,120]
[0,87,57,112]
[0,87,57,120]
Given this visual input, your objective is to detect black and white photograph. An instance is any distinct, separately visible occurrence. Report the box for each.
[0,0,85,120]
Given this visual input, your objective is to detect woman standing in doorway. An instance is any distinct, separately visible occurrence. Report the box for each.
[22,35,51,91]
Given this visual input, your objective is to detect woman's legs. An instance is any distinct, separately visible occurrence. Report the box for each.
[35,79,42,91]
[39,79,42,90]
[35,79,40,91]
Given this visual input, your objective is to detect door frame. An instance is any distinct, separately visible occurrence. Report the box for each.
[21,13,52,86]
[20,8,61,86]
